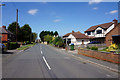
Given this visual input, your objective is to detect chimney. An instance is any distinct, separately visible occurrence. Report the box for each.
[72,30,74,33]
[113,19,118,27]
[2,26,6,29]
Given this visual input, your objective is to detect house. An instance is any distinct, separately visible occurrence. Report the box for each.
[105,23,120,46]
[0,26,16,43]
[84,19,118,44]
[63,31,91,45]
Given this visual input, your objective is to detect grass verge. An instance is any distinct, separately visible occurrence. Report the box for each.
[17,43,36,50]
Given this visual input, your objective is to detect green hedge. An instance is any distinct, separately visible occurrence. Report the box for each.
[86,46,98,51]
[8,42,20,50]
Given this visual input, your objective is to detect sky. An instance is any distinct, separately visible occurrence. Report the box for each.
[2,2,118,39]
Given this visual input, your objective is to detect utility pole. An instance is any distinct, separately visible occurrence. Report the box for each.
[16,9,18,42]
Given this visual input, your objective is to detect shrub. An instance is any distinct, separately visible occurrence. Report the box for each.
[56,41,64,47]
[86,46,90,49]
[26,41,30,44]
[106,43,118,52]
[90,46,98,51]
[8,42,20,50]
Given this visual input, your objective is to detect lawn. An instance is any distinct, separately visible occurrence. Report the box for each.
[17,43,35,50]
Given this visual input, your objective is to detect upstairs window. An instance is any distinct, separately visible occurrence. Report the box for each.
[97,30,102,34]
[87,32,91,35]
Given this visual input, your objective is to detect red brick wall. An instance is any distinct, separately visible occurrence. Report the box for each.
[0,34,8,42]
[78,48,120,63]
[106,24,120,46]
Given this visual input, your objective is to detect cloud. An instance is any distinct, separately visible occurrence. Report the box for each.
[89,0,103,5]
[28,9,38,15]
[53,19,62,22]
[106,10,118,14]
[109,10,118,14]
[92,7,98,10]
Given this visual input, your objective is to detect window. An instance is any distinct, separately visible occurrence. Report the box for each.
[97,30,102,34]
[87,32,91,35]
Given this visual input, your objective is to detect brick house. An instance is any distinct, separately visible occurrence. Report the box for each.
[63,31,92,45]
[84,19,119,45]
[0,26,16,43]
[105,22,120,46]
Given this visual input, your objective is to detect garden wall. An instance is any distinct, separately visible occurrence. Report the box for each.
[78,48,120,63]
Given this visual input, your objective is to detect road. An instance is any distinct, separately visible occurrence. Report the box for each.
[2,43,119,78]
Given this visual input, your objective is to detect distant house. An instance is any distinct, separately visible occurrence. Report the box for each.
[63,31,91,45]
[84,19,119,44]
[0,26,16,43]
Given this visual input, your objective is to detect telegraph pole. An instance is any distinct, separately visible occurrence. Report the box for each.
[16,9,18,42]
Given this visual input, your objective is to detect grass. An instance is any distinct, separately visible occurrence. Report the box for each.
[17,43,36,50]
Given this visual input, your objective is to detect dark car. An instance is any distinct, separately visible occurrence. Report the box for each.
[88,41,101,44]
[0,43,6,53]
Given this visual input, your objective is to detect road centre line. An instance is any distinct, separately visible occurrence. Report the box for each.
[43,56,51,70]
[41,51,43,54]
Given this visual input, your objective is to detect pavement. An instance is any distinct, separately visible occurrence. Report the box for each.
[52,47,119,72]
[2,43,119,79]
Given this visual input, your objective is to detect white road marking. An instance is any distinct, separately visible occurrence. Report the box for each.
[106,75,111,77]
[43,56,51,70]
[41,51,43,54]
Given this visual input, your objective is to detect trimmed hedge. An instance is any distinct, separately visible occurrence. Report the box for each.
[8,42,20,50]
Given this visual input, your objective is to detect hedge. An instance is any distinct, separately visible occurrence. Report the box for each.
[8,42,20,50]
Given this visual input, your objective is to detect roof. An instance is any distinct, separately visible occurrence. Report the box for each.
[63,33,71,37]
[85,22,113,32]
[72,32,90,39]
[63,31,93,39]
[0,27,8,34]
[0,27,14,35]
[105,23,120,35]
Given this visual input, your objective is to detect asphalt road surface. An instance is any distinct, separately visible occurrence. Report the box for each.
[2,43,119,78]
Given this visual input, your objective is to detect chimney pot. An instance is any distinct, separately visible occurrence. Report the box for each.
[113,19,118,27]
[2,26,6,29]
[72,30,74,33]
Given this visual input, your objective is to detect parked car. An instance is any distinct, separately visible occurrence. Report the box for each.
[0,43,6,53]
[88,41,101,44]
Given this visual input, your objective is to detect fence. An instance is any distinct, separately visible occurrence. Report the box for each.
[72,44,106,50]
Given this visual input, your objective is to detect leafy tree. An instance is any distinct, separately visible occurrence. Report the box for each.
[54,31,58,37]
[44,35,53,44]
[39,30,59,43]
[21,24,32,42]
[39,31,45,42]
[32,32,37,42]
[56,41,64,47]
[50,31,54,36]
[8,22,22,41]
[53,36,64,47]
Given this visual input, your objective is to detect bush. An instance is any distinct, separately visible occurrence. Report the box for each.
[8,42,20,50]
[86,46,90,49]
[26,41,30,44]
[90,46,98,51]
[106,43,118,52]
[56,41,64,47]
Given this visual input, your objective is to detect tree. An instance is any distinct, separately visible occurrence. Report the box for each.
[32,32,37,42]
[53,36,64,47]
[39,31,45,42]
[21,24,32,42]
[8,22,22,41]
[44,34,53,44]
[54,31,58,37]
[39,30,59,43]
